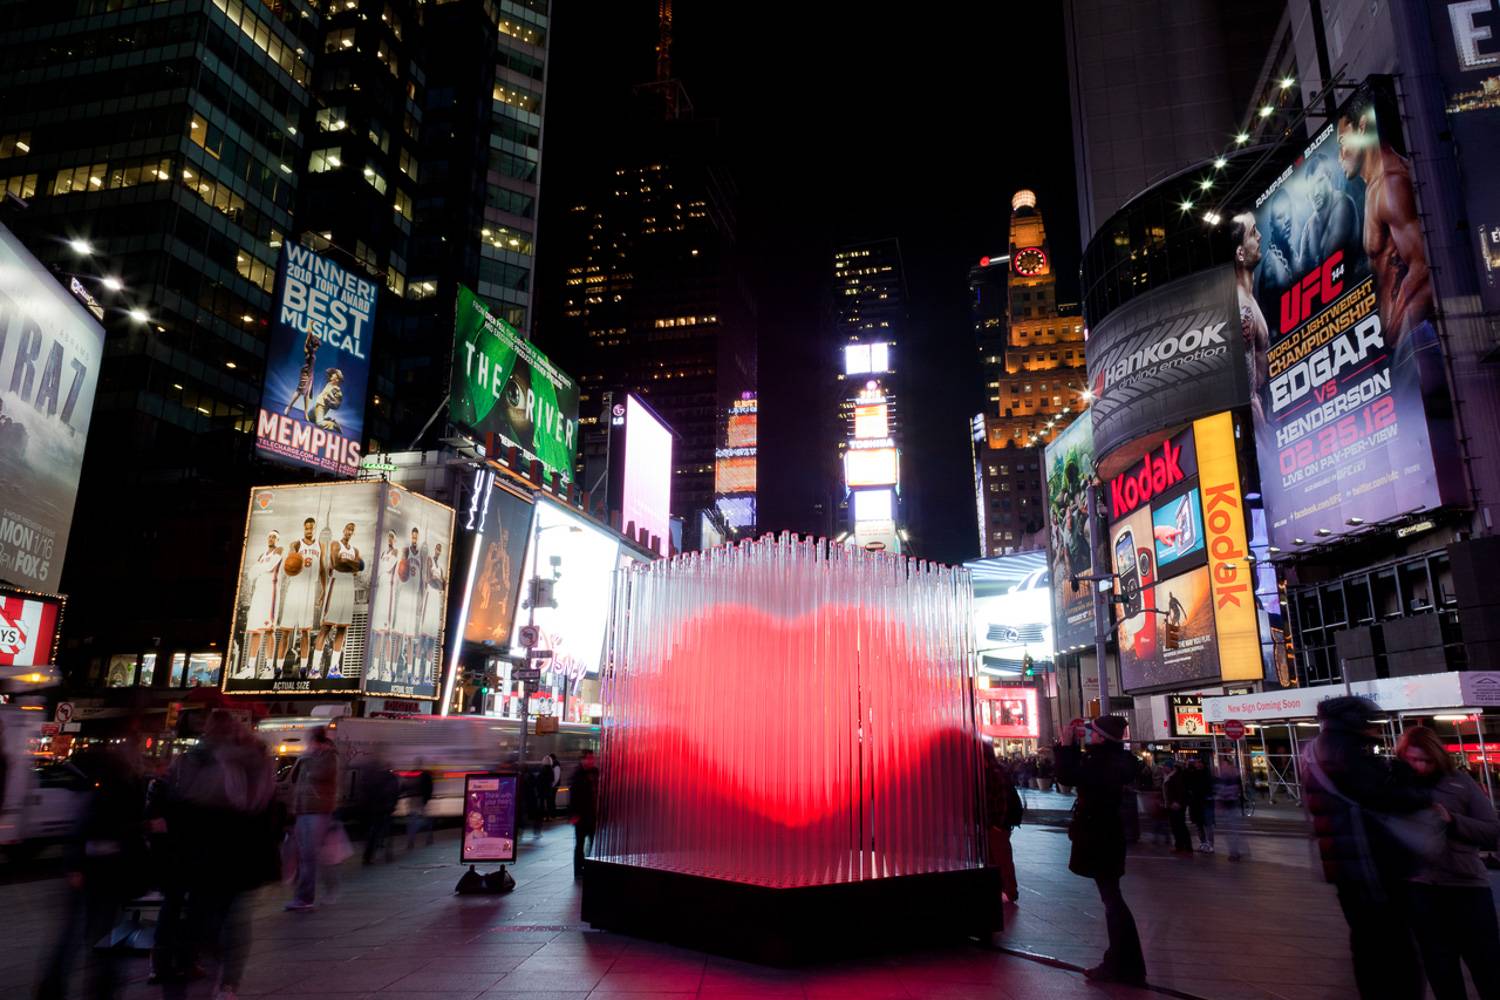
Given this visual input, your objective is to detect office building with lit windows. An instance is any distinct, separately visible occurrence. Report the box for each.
[548,82,756,545]
[832,237,907,553]
[0,0,553,684]
[973,191,1086,556]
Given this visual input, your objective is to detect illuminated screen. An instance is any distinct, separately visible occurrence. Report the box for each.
[844,342,890,375]
[717,495,756,530]
[853,488,894,523]
[621,395,673,555]
[715,455,756,493]
[510,500,621,679]
[979,687,1039,739]
[854,403,889,440]
[0,589,62,668]
[845,447,898,487]
[964,551,1053,669]
[725,403,757,448]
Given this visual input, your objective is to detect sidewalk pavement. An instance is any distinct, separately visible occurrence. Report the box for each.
[10,818,1496,1000]
[6,821,1156,1000]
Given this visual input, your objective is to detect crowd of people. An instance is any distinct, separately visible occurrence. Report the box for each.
[994,702,1500,997]
[29,714,599,1000]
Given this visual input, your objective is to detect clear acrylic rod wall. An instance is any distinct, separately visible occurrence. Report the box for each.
[595,533,984,888]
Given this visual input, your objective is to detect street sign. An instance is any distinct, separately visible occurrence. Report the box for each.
[535,715,559,735]
[526,649,553,660]
[513,668,542,683]
[54,702,73,724]
[518,624,540,649]
[1223,720,1247,741]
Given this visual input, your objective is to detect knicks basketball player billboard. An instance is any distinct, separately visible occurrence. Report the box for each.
[449,285,579,485]
[1231,79,1463,550]
[224,482,454,699]
[1084,265,1250,461]
[0,223,105,592]
[255,245,377,476]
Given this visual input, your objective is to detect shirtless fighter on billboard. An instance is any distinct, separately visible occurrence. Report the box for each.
[1337,93,1432,341]
[1231,211,1271,425]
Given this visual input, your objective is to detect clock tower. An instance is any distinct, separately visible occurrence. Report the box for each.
[971,189,1087,557]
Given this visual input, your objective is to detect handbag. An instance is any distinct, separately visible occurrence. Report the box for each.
[1302,750,1447,871]
[320,822,354,866]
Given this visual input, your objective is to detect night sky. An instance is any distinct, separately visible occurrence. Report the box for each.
[538,5,1080,565]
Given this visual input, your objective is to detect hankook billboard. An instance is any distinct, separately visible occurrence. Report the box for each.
[1085,265,1248,462]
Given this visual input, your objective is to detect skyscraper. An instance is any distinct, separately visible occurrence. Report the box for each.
[972,191,1085,557]
[832,238,907,552]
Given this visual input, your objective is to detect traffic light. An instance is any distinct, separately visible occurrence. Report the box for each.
[1022,653,1036,677]
[1164,621,1181,650]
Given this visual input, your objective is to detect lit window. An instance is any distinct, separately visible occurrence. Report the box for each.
[309,148,342,173]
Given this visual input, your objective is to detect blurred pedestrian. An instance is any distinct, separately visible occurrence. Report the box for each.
[1055,716,1147,987]
[286,726,339,911]
[1162,759,1193,854]
[569,749,599,879]
[36,743,147,1000]
[404,759,435,850]
[983,744,1022,905]
[1213,756,1247,861]
[1035,753,1054,792]
[356,746,398,865]
[158,711,277,1000]
[1396,725,1500,1000]
[545,754,562,818]
[1302,696,1435,1000]
[1186,755,1215,853]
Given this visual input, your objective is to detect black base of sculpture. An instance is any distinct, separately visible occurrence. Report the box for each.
[581,860,1001,965]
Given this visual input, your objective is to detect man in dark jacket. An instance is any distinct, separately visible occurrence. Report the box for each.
[1161,759,1193,853]
[1302,696,1432,999]
[1055,715,1146,987]
[568,750,599,880]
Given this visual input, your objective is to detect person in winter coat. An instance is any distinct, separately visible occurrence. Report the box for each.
[404,761,435,850]
[1054,716,1147,987]
[983,745,1023,904]
[287,727,339,911]
[1184,755,1215,852]
[1161,759,1193,854]
[1302,696,1434,1000]
[1396,725,1500,1000]
[568,750,599,879]
[355,747,399,865]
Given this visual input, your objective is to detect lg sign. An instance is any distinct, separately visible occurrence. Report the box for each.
[1109,439,1187,520]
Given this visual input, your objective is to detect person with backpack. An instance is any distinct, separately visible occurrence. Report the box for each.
[983,744,1024,905]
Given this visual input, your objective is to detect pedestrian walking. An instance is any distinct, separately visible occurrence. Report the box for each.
[356,747,399,865]
[36,743,147,1000]
[158,711,278,1000]
[1302,696,1436,1000]
[1054,716,1147,987]
[1186,755,1215,852]
[404,760,435,850]
[1161,759,1193,854]
[286,727,340,911]
[1035,753,1054,792]
[1213,756,1247,861]
[983,744,1022,905]
[1396,725,1500,1000]
[569,749,599,879]
[545,754,563,818]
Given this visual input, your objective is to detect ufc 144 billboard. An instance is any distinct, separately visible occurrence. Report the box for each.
[1230,79,1463,548]
[0,223,105,591]
[224,482,454,699]
[255,245,376,476]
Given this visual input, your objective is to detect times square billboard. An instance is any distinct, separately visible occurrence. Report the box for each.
[1086,79,1464,555]
[1043,413,1096,653]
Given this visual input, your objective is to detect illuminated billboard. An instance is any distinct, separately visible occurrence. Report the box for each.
[459,478,534,648]
[1043,414,1096,651]
[618,395,673,555]
[0,586,63,668]
[853,488,894,523]
[854,402,888,439]
[450,285,579,484]
[845,447,898,488]
[714,393,758,531]
[1232,79,1462,548]
[1107,413,1262,691]
[0,223,105,592]
[224,482,454,699]
[978,686,1039,740]
[255,244,376,476]
[509,499,620,683]
[843,342,890,375]
[965,551,1053,674]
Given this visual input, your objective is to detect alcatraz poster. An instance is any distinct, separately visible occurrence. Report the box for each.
[0,223,104,591]
[255,244,376,476]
